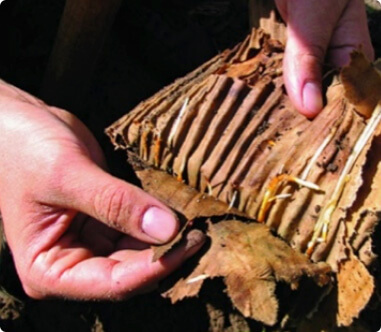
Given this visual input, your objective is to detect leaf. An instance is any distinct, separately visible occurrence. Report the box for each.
[106,29,381,328]
[164,220,330,326]
[337,251,374,327]
[340,50,381,118]
[347,126,381,265]
[151,221,191,262]
[135,167,245,261]
[134,167,245,221]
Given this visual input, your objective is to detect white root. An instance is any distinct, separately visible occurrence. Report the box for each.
[186,274,209,284]
[167,97,189,148]
[301,126,338,181]
[307,102,381,256]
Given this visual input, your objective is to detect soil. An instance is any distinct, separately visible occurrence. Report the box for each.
[0,1,380,331]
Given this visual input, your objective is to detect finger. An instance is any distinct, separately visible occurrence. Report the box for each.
[75,216,151,254]
[50,154,180,245]
[276,0,348,117]
[115,235,151,251]
[328,0,374,66]
[283,41,324,118]
[25,230,205,300]
[70,215,123,255]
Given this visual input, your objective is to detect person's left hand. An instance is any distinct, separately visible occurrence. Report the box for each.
[275,0,374,118]
[0,80,204,300]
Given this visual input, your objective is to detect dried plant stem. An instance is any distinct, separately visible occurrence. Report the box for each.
[167,97,189,148]
[228,190,239,210]
[307,102,381,256]
[268,193,292,202]
[258,174,322,223]
[154,133,162,167]
[186,274,209,284]
[301,126,338,181]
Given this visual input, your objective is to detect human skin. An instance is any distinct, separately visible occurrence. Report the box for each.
[275,0,374,118]
[0,0,374,300]
[0,80,205,299]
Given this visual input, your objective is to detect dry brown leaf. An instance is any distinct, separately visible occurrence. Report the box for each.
[337,251,374,327]
[297,251,375,331]
[341,50,381,118]
[134,167,244,221]
[347,126,381,265]
[135,166,244,261]
[107,28,381,328]
[151,220,191,262]
[109,34,373,265]
[165,220,330,326]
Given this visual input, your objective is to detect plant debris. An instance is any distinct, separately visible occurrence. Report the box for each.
[107,23,381,328]
[164,219,330,326]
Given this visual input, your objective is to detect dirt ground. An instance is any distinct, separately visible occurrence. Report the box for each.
[0,1,381,331]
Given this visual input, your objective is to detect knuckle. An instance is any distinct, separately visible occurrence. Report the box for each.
[287,38,326,64]
[290,47,325,67]
[108,285,129,300]
[23,285,44,299]
[303,44,325,63]
[34,145,71,190]
[18,268,47,299]
[93,184,133,229]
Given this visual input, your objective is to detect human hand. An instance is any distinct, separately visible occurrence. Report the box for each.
[275,0,374,117]
[0,80,204,300]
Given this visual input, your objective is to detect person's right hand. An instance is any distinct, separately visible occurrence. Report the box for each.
[275,0,374,118]
[0,80,204,300]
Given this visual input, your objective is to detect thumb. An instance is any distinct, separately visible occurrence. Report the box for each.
[52,154,179,244]
[276,0,348,118]
[283,37,324,118]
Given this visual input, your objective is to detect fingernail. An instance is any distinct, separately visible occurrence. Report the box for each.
[142,207,179,243]
[302,82,323,117]
[163,229,206,262]
[183,230,206,258]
